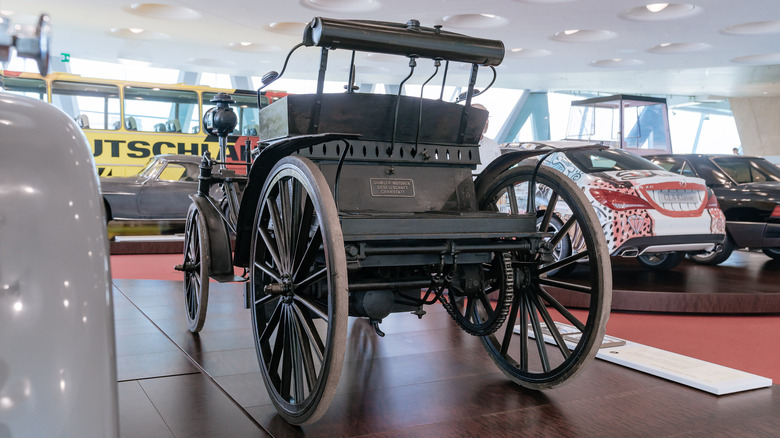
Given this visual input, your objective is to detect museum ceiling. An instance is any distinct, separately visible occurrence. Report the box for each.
[3,0,780,97]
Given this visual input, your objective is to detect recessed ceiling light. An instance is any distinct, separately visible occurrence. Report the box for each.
[128,3,201,20]
[721,20,780,35]
[648,42,711,54]
[590,58,644,68]
[301,0,380,12]
[731,53,780,65]
[645,3,669,13]
[109,28,169,40]
[227,42,280,53]
[265,21,307,36]
[508,48,552,58]
[552,29,617,42]
[0,10,14,16]
[621,3,700,21]
[441,14,508,29]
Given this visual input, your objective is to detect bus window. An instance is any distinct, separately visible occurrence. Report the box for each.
[51,81,120,130]
[1,75,47,100]
[203,91,260,136]
[124,86,199,134]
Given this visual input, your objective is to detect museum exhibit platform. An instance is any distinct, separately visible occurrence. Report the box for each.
[112,272,779,437]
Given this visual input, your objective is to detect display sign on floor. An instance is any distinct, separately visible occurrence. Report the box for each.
[519,322,773,395]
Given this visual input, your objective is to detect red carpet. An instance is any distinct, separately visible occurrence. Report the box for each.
[110,254,779,383]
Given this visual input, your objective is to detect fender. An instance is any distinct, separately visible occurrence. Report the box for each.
[188,194,235,280]
[473,150,551,203]
[233,132,361,267]
[473,144,608,205]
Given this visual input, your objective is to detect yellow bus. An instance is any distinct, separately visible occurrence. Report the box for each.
[1,70,287,176]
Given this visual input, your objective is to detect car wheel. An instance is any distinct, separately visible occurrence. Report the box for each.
[689,236,735,265]
[762,248,780,260]
[637,252,684,271]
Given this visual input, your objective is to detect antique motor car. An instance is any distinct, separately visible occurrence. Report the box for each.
[100,154,220,222]
[178,17,612,425]
[1,14,119,436]
[649,153,780,263]
[501,142,726,271]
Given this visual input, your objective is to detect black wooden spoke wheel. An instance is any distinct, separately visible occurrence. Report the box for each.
[250,156,348,425]
[478,165,611,389]
[183,204,209,333]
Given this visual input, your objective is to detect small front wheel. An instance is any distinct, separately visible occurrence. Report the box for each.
[183,204,209,333]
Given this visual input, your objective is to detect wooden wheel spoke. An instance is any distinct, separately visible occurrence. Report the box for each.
[279,178,295,273]
[267,305,286,385]
[291,303,318,393]
[254,260,283,284]
[538,251,589,275]
[293,227,323,285]
[253,292,275,307]
[280,307,294,401]
[257,222,284,276]
[539,192,559,232]
[534,284,586,332]
[506,184,520,214]
[550,215,576,248]
[500,293,521,357]
[292,195,315,277]
[293,295,329,321]
[294,267,327,295]
[531,292,571,359]
[538,277,592,294]
[267,195,290,274]
[260,299,284,344]
[287,309,306,403]
[292,303,325,362]
[526,294,551,372]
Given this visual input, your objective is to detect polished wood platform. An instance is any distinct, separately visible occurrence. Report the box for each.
[113,279,779,437]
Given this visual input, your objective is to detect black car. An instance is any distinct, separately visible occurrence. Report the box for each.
[649,154,780,263]
[100,154,215,221]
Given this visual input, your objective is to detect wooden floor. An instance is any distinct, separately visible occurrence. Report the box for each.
[113,278,780,438]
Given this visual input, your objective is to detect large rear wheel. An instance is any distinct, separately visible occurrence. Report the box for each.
[478,164,611,389]
[249,156,348,425]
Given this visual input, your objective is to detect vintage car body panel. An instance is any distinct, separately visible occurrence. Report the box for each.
[100,154,207,220]
[0,93,119,436]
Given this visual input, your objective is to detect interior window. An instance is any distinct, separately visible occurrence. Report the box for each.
[124,86,200,134]
[51,81,120,130]
[2,75,47,100]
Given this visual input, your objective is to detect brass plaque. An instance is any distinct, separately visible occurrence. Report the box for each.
[370,178,415,198]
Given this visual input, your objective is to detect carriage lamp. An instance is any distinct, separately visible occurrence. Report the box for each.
[203,92,238,137]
